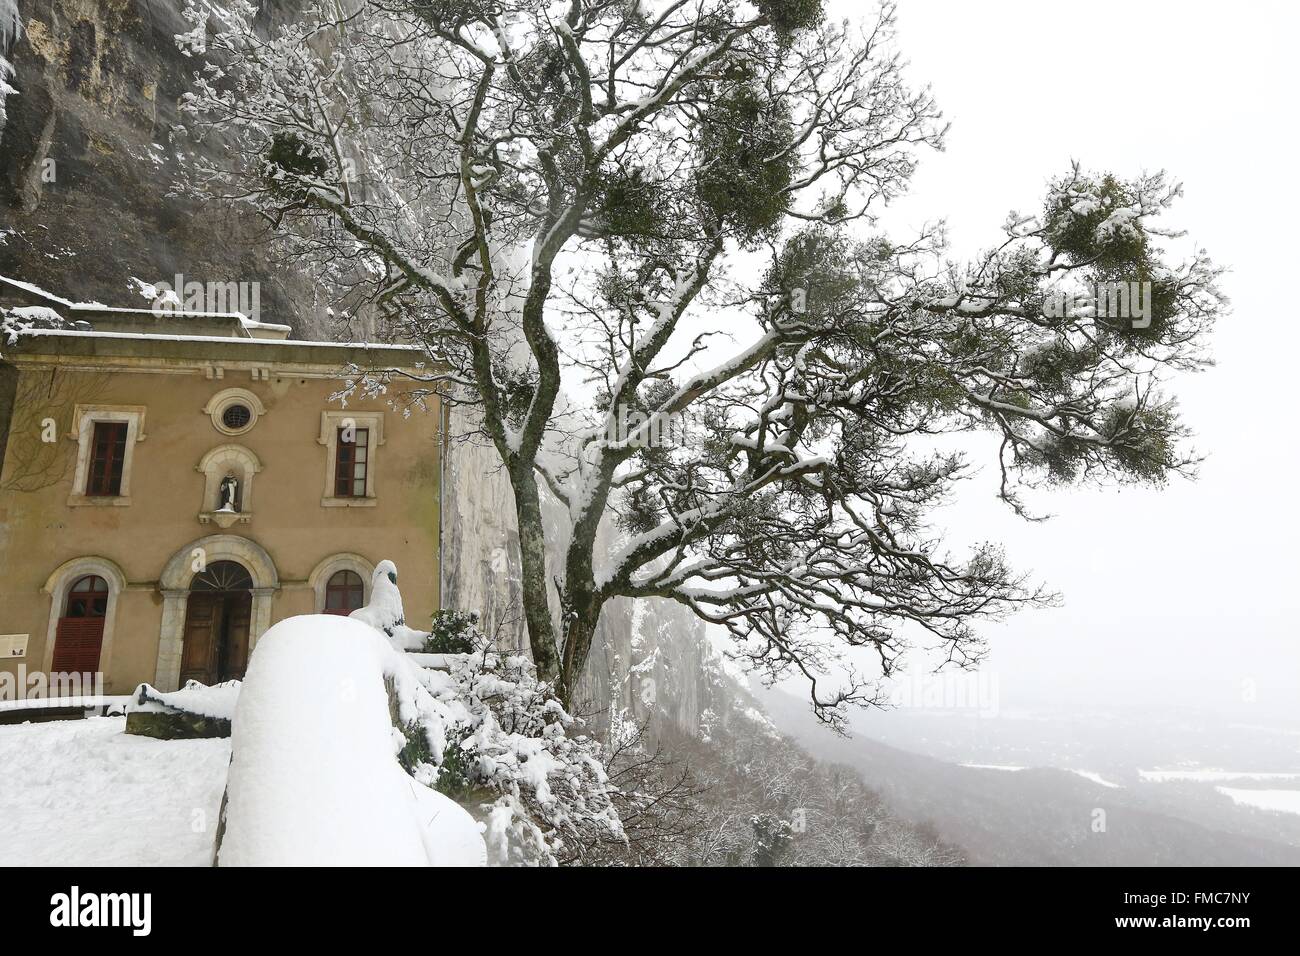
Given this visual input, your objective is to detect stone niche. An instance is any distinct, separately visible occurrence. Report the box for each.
[196,444,261,528]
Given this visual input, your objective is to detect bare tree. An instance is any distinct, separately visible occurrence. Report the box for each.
[177,0,1224,724]
[562,716,705,866]
[0,369,108,493]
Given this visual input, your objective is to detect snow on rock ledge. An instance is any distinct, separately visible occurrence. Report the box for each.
[216,614,485,867]
[124,680,241,739]
[130,680,241,720]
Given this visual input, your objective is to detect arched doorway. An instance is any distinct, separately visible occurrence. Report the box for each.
[156,535,279,692]
[179,561,253,686]
[52,574,109,675]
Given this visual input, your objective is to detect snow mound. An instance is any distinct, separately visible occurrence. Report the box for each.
[2,302,86,345]
[217,614,485,867]
[6,305,64,324]
[388,622,428,651]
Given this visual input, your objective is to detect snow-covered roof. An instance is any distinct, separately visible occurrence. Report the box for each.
[3,325,430,373]
[14,326,419,351]
[1,274,430,370]
[0,274,287,333]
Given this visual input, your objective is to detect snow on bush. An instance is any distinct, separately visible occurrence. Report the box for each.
[346,570,624,863]
[419,608,478,654]
[391,611,624,866]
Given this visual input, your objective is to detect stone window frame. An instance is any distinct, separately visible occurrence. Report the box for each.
[307,553,375,614]
[318,411,384,507]
[333,425,371,497]
[67,405,147,507]
[40,556,128,688]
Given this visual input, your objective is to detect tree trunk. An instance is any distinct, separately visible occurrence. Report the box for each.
[509,466,563,689]
[558,594,603,710]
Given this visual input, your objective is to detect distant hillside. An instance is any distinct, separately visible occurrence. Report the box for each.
[755,684,1300,866]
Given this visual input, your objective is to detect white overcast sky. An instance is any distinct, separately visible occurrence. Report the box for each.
[808,0,1300,721]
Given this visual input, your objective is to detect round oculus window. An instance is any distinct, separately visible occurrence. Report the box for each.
[206,388,264,435]
[221,403,253,431]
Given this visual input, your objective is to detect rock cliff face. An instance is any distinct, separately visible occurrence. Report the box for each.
[0,0,329,334]
[441,409,744,738]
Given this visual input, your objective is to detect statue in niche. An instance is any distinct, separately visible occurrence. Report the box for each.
[218,472,240,513]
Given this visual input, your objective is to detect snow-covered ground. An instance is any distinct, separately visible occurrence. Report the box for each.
[960,764,1121,788]
[0,717,229,866]
[1139,769,1300,783]
[960,763,1025,771]
[1069,770,1122,789]
[1216,787,1300,815]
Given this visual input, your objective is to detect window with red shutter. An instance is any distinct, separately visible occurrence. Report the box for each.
[52,575,108,676]
[87,421,128,496]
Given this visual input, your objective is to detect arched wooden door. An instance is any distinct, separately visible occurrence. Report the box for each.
[179,561,253,686]
[52,575,109,675]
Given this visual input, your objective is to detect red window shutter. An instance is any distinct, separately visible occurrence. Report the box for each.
[51,618,105,675]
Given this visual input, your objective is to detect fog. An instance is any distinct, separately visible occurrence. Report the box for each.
[797,0,1300,729]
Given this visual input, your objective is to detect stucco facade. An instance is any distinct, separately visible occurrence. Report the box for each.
[0,311,443,696]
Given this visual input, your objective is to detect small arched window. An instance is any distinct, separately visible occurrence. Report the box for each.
[65,575,109,618]
[324,570,365,615]
[54,574,111,677]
